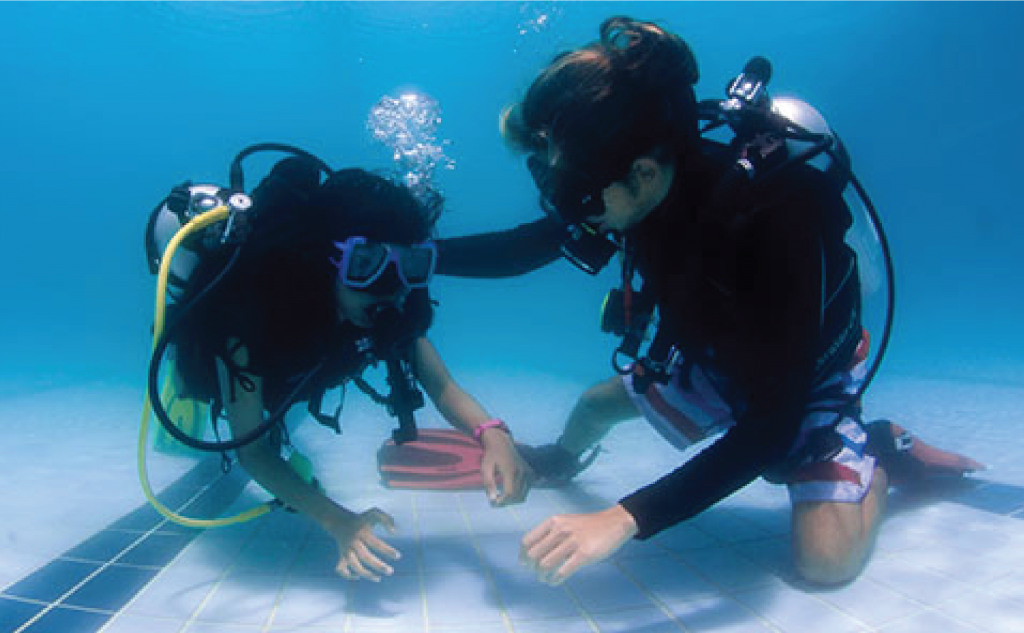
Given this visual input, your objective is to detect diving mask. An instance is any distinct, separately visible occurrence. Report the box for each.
[526,154,607,226]
[525,155,620,275]
[330,237,437,292]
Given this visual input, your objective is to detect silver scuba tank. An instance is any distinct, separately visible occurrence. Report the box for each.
[145,184,249,301]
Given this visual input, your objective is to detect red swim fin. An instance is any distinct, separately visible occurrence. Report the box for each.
[377,428,485,490]
[867,419,986,487]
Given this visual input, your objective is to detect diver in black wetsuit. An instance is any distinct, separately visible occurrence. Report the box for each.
[436,16,983,586]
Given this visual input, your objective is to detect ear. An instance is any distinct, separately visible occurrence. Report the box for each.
[629,156,676,209]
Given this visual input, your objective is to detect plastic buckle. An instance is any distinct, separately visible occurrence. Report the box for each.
[894,431,914,453]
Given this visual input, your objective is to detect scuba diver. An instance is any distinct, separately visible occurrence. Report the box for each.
[145,150,531,582]
[436,16,983,586]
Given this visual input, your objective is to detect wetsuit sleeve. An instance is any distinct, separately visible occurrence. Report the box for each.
[620,176,828,539]
[619,412,801,539]
[435,216,564,278]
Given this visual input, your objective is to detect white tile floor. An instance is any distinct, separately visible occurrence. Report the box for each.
[1,372,1023,633]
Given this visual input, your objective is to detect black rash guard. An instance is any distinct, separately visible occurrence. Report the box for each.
[435,144,858,540]
[618,157,856,539]
[436,215,564,278]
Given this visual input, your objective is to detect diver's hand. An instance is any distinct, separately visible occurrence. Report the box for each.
[480,428,533,506]
[521,504,638,585]
[327,508,400,582]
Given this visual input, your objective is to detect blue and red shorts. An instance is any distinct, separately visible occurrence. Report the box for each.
[623,337,876,505]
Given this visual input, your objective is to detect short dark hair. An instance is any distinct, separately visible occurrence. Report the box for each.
[504,16,700,182]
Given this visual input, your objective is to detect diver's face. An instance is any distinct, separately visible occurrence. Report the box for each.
[335,282,407,329]
[586,157,676,234]
[532,140,674,234]
[589,181,647,233]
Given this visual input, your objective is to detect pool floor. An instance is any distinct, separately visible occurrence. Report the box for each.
[1,374,1022,633]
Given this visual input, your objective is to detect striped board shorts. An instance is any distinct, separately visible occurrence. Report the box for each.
[623,339,877,505]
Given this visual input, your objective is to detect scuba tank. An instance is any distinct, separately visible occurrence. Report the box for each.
[604,57,896,417]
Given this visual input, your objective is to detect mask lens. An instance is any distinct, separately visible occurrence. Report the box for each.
[526,155,605,225]
[346,242,389,285]
[398,244,437,286]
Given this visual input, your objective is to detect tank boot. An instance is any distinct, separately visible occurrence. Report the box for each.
[864,419,985,487]
[516,442,602,486]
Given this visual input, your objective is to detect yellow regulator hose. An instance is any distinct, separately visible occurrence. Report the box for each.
[138,205,274,528]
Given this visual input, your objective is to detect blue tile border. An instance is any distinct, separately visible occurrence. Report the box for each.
[62,566,160,612]
[63,531,146,565]
[0,596,45,633]
[14,606,113,633]
[116,533,198,568]
[1,457,252,633]
[2,560,101,604]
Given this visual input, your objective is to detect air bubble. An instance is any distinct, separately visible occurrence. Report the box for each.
[367,91,455,208]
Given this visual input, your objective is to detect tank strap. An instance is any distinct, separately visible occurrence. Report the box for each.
[307,385,344,434]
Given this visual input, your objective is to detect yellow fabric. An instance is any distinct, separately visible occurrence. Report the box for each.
[152,361,209,456]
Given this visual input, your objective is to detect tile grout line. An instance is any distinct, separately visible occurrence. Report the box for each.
[56,556,163,571]
[867,605,992,633]
[99,470,258,633]
[453,492,518,633]
[516,479,831,632]
[607,558,697,633]
[854,564,998,633]
[643,542,785,632]
[411,491,429,633]
[98,481,258,632]
[12,472,227,633]
[177,517,267,631]
[669,514,922,632]
[260,522,316,632]
[518,489,602,633]
[719,538,882,632]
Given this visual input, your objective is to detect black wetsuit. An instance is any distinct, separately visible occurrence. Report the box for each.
[436,140,861,540]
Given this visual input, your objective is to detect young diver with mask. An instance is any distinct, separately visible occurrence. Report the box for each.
[436,16,983,586]
[153,153,531,582]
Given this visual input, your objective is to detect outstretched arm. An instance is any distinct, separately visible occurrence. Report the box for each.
[218,341,399,582]
[435,216,564,278]
[413,336,533,505]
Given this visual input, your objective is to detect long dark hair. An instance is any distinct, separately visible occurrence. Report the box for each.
[173,163,440,400]
[503,16,700,182]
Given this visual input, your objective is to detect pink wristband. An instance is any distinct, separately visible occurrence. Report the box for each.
[473,419,509,443]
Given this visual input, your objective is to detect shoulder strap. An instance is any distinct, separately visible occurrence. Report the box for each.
[307,385,344,434]
[699,132,790,231]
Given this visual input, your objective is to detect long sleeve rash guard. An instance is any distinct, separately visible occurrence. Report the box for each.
[435,154,856,541]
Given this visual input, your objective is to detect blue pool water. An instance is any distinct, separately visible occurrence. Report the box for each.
[1,3,1023,632]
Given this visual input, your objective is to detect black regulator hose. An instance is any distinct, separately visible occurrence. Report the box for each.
[735,112,898,409]
[836,156,896,401]
[147,246,324,452]
[229,142,334,191]
[148,143,340,452]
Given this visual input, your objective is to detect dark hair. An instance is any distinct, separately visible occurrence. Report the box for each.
[316,168,438,244]
[172,165,439,401]
[246,164,439,261]
[504,16,700,182]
